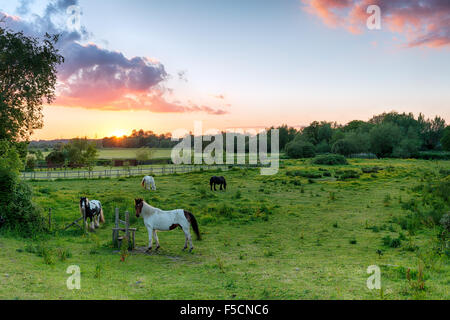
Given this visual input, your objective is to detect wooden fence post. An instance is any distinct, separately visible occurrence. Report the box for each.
[125,210,131,250]
[113,207,119,246]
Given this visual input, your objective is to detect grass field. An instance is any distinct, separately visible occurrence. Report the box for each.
[1,158,449,299]
[36,148,172,160]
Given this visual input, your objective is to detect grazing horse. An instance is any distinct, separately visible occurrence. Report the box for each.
[210,176,227,191]
[134,198,201,252]
[79,197,105,231]
[141,175,156,191]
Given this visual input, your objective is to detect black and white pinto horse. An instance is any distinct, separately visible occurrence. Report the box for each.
[210,176,227,191]
[141,175,156,191]
[79,197,105,231]
[134,198,201,252]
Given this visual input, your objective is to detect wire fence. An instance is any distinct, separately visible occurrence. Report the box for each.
[21,163,266,181]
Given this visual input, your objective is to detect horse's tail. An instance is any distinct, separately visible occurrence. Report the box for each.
[141,177,145,188]
[185,210,201,240]
[99,207,105,223]
[223,177,227,190]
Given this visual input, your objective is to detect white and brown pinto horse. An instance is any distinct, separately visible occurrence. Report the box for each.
[134,198,201,252]
[79,197,105,231]
[141,175,156,191]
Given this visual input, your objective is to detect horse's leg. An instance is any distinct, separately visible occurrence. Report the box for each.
[182,226,193,252]
[146,227,153,252]
[220,183,223,190]
[153,230,160,250]
[94,214,100,228]
[214,183,217,191]
[181,226,189,251]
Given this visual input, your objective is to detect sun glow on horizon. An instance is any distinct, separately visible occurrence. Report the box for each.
[109,129,130,138]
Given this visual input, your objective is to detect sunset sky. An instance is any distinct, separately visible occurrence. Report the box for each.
[1,0,449,140]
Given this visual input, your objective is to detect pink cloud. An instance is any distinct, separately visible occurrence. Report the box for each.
[302,0,450,48]
[1,1,228,115]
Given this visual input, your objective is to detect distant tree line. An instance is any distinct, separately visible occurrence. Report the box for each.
[102,129,177,148]
[97,111,449,160]
[284,112,449,159]
[43,138,98,170]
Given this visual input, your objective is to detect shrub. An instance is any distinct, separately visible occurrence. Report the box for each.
[335,169,361,180]
[0,167,45,237]
[440,212,450,232]
[286,170,322,178]
[311,154,348,165]
[285,140,316,159]
[361,166,381,173]
[382,235,402,248]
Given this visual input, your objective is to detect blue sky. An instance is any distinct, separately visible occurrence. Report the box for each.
[1,0,449,139]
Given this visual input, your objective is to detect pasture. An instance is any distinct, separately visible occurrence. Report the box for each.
[0,159,449,299]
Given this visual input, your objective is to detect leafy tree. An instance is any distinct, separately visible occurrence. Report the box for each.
[285,140,316,158]
[392,128,421,158]
[278,124,298,150]
[441,126,450,151]
[45,150,65,168]
[419,115,446,150]
[25,156,36,171]
[317,122,333,144]
[315,140,331,153]
[331,139,355,156]
[0,26,64,141]
[136,147,155,162]
[369,123,402,157]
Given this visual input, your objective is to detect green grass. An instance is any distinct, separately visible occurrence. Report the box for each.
[37,148,172,160]
[1,158,449,299]
[96,148,172,159]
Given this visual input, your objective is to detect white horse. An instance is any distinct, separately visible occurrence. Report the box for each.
[141,175,156,191]
[134,198,201,252]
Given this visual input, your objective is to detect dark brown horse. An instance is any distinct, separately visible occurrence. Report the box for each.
[210,176,227,191]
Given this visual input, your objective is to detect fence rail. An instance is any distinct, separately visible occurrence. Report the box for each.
[21,163,265,181]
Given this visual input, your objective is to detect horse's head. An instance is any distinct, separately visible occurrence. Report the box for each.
[135,198,144,217]
[80,197,88,210]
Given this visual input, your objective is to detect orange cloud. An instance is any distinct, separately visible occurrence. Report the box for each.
[302,0,450,48]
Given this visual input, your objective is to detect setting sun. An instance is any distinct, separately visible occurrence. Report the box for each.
[109,129,129,138]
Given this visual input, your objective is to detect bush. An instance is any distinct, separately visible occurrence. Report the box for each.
[285,140,316,159]
[335,169,361,180]
[286,170,322,179]
[440,212,450,232]
[361,166,381,173]
[311,154,348,165]
[382,235,402,248]
[0,166,45,237]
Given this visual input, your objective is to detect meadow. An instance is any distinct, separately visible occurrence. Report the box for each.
[0,158,449,300]
[35,148,172,160]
